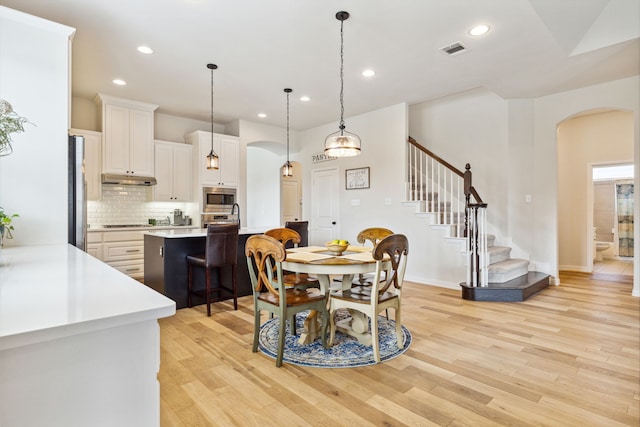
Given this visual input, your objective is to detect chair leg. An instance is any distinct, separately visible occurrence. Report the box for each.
[320,308,329,349]
[187,264,193,308]
[372,314,381,363]
[395,307,403,349]
[252,307,261,353]
[328,308,337,346]
[276,315,286,367]
[205,268,211,317]
[231,264,238,310]
[291,314,297,336]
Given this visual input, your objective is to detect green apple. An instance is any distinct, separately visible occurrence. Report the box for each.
[331,239,340,244]
[339,240,348,245]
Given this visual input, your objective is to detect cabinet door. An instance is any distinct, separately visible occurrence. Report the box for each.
[103,104,130,174]
[128,108,154,176]
[153,143,173,201]
[172,144,192,201]
[219,138,239,187]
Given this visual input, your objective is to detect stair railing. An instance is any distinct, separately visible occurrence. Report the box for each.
[407,137,488,286]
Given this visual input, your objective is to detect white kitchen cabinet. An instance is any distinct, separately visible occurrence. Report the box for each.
[153,140,192,201]
[186,130,239,188]
[88,230,145,280]
[94,94,158,177]
[70,128,102,200]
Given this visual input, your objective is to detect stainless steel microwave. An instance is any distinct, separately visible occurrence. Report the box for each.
[203,187,236,212]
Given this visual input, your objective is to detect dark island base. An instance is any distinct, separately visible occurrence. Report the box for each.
[144,233,257,310]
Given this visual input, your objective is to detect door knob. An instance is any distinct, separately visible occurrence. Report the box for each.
[332,221,336,225]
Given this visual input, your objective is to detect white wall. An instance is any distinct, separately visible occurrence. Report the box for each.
[0,7,75,246]
[533,76,640,296]
[557,110,634,271]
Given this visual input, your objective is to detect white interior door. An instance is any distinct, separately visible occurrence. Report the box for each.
[281,172,302,225]
[311,167,339,245]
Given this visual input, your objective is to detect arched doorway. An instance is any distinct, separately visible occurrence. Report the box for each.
[557,109,635,278]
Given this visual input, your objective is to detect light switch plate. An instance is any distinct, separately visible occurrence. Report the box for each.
[351,199,360,206]
[384,197,392,206]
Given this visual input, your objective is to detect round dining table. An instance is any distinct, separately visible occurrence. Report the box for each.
[281,245,390,345]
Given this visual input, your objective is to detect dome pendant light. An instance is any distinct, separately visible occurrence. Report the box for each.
[206,63,219,170]
[324,11,361,157]
[282,88,293,177]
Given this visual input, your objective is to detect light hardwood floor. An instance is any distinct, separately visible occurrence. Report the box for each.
[159,273,639,426]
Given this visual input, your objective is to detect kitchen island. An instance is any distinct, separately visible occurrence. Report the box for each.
[143,227,271,309]
[0,244,175,427]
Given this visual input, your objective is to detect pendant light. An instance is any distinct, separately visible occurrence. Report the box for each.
[282,88,293,177]
[206,63,219,170]
[324,11,361,157]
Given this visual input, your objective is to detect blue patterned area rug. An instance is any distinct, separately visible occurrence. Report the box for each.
[258,310,412,368]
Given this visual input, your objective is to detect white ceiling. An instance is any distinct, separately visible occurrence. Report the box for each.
[2,0,638,130]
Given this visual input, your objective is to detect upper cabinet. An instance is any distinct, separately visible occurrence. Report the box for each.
[94,94,158,177]
[153,140,192,201]
[186,130,239,187]
[70,128,102,200]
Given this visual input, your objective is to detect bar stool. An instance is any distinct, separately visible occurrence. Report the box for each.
[284,221,309,248]
[187,223,239,316]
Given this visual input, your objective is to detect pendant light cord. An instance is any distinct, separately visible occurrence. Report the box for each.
[286,90,290,162]
[339,18,345,132]
[210,67,214,151]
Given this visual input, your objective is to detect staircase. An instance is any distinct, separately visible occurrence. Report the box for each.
[405,137,549,302]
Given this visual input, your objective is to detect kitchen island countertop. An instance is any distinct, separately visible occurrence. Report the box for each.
[143,226,273,238]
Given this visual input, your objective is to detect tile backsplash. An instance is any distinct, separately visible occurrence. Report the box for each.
[88,184,197,226]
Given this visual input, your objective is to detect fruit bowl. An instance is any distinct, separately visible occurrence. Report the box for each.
[326,241,349,256]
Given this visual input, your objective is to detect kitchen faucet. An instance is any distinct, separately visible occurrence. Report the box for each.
[231,203,241,229]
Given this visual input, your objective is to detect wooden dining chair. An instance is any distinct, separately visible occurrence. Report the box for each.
[264,228,320,290]
[246,234,329,367]
[353,227,394,287]
[329,234,409,363]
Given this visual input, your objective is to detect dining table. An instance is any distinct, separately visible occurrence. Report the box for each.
[281,245,390,345]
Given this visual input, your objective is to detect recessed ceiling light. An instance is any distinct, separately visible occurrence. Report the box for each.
[362,69,375,77]
[300,96,310,102]
[257,113,267,118]
[469,24,490,36]
[112,79,126,86]
[137,45,154,54]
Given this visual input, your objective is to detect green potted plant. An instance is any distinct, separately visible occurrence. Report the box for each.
[0,207,19,246]
[0,99,31,156]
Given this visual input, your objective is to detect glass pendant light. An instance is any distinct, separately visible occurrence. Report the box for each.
[282,88,293,177]
[206,63,219,170]
[324,11,361,157]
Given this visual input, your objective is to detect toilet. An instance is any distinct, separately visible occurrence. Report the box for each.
[595,242,610,262]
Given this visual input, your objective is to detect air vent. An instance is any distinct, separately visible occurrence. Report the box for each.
[440,42,466,56]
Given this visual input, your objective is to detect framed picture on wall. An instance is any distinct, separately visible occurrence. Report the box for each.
[345,167,370,190]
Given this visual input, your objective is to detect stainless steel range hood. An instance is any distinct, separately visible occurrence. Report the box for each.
[101,174,157,186]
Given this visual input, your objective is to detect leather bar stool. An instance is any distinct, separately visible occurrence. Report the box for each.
[187,223,239,316]
[284,221,309,248]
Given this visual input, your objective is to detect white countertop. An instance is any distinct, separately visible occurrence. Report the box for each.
[0,244,176,350]
[88,225,200,232]
[144,227,273,238]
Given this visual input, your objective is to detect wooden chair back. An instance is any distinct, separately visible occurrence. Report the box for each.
[264,228,301,248]
[245,234,285,296]
[372,234,409,294]
[357,227,394,248]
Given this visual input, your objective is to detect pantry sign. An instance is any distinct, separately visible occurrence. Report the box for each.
[311,152,337,163]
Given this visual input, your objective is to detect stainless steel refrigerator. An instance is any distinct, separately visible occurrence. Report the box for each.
[68,134,87,251]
